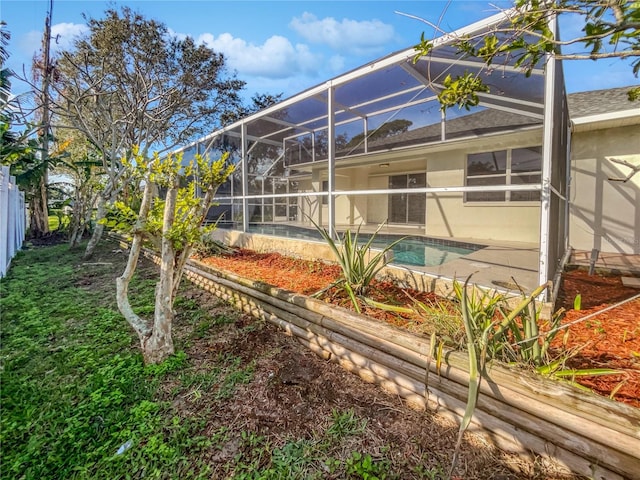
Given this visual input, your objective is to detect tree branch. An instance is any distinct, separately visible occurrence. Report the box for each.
[608,157,640,183]
[116,165,155,339]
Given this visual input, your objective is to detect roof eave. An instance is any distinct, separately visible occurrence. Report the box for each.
[571,109,640,132]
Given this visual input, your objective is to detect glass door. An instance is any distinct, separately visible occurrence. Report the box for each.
[388,173,426,224]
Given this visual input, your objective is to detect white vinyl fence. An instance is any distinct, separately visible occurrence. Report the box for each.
[0,165,26,278]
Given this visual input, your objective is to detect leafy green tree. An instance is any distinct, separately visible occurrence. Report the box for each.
[50,130,106,246]
[52,6,245,258]
[221,92,283,126]
[114,150,234,364]
[1,21,11,105]
[413,0,640,109]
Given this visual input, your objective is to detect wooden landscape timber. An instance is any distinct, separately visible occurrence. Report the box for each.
[137,247,640,480]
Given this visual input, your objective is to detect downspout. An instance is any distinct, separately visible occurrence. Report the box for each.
[565,122,572,252]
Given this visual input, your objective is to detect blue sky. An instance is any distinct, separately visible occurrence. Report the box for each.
[2,0,638,103]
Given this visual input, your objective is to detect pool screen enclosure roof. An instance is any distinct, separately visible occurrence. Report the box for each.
[177,8,569,294]
[193,9,547,158]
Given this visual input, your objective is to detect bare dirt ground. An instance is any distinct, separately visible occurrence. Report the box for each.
[169,292,579,479]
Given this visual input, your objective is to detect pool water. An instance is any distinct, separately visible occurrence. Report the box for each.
[218,223,483,268]
[370,235,479,267]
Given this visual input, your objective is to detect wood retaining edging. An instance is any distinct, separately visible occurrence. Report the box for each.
[139,249,640,480]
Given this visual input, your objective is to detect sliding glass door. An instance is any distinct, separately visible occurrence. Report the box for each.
[388,173,426,225]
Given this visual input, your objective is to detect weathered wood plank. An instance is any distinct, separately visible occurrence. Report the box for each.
[190,259,640,438]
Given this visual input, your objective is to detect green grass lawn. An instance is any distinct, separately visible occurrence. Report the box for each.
[0,243,221,479]
[0,242,407,480]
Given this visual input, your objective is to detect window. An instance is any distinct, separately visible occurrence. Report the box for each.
[321,180,328,205]
[465,147,541,202]
[389,173,426,224]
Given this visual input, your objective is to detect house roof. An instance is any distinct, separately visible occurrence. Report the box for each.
[337,108,541,157]
[567,86,638,118]
[567,86,639,132]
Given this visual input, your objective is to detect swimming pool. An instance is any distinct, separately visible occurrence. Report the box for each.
[217,223,484,268]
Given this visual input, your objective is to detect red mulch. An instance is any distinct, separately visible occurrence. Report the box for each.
[198,250,640,408]
[201,249,343,295]
[555,268,640,408]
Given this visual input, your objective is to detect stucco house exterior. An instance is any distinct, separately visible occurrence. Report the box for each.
[567,87,640,256]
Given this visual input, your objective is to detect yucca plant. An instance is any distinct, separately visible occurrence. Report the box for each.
[450,276,486,476]
[309,218,404,313]
[491,282,551,366]
[450,278,548,474]
[449,276,620,475]
[452,279,505,358]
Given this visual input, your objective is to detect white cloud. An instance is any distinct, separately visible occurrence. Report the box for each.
[50,23,89,51]
[196,32,320,79]
[21,22,88,56]
[167,28,187,42]
[289,12,395,55]
[328,54,346,73]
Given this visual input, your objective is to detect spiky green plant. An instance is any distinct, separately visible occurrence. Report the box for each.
[310,218,404,313]
[448,277,621,475]
[452,279,505,358]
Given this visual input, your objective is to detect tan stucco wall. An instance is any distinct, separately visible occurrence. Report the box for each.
[294,129,544,244]
[570,123,640,254]
[426,147,541,243]
[364,130,543,243]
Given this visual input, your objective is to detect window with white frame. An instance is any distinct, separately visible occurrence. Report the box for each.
[465,146,541,202]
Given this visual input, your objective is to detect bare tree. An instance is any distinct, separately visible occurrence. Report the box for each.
[51,6,245,258]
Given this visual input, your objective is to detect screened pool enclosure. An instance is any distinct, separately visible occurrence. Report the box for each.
[175,10,570,296]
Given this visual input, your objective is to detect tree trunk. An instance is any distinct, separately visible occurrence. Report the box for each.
[171,185,217,299]
[116,231,152,340]
[68,190,84,247]
[116,178,154,354]
[29,176,50,238]
[142,310,174,364]
[143,184,178,364]
[83,193,107,259]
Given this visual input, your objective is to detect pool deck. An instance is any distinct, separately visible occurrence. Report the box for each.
[314,222,541,294]
[412,240,540,292]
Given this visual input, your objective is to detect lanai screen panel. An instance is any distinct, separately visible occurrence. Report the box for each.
[546,55,569,283]
[181,13,550,173]
[179,144,198,167]
[278,48,544,168]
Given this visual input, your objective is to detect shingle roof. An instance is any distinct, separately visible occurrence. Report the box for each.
[334,109,541,157]
[567,86,639,118]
